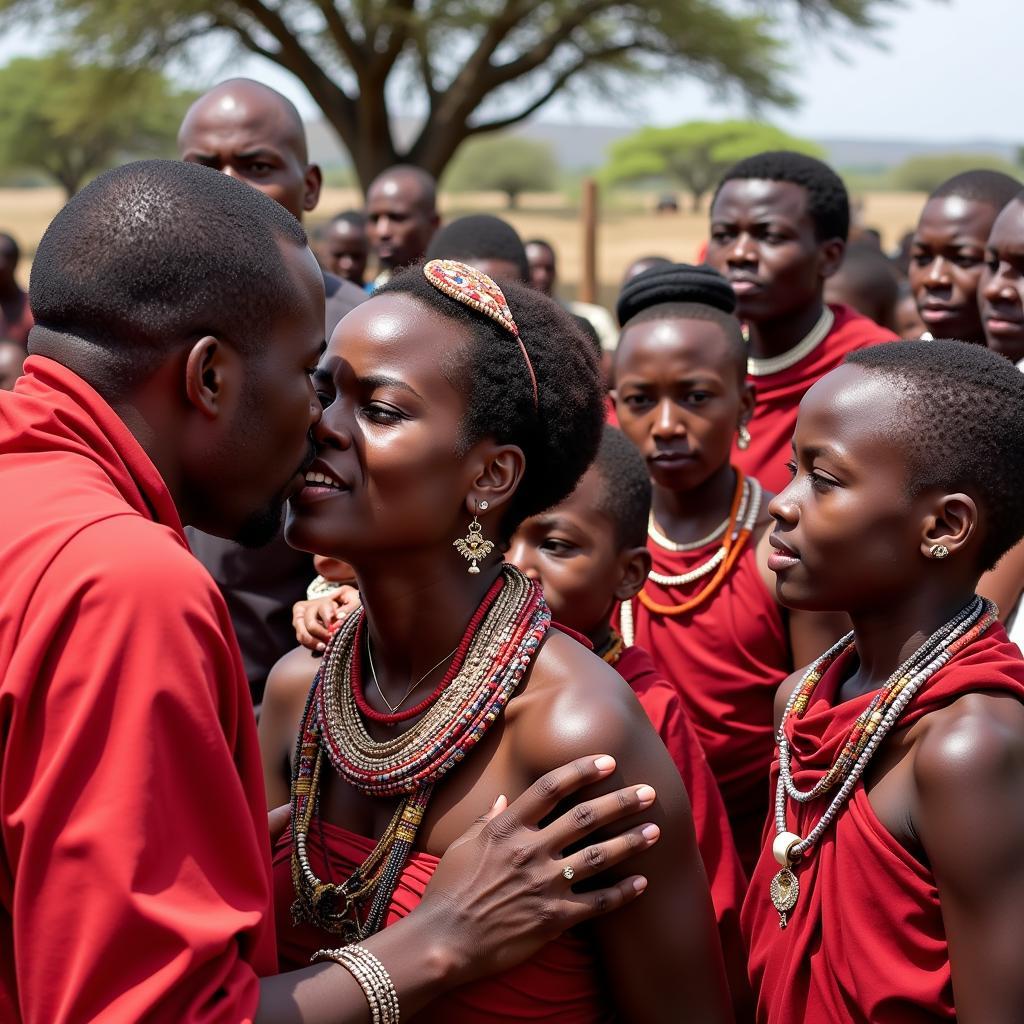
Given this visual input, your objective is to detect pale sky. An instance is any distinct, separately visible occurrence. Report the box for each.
[0,0,1017,142]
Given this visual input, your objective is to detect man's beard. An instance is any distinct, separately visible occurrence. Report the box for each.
[233,493,287,549]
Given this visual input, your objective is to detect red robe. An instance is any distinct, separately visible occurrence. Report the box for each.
[0,357,276,1023]
[273,821,614,1022]
[615,644,752,1021]
[623,538,787,874]
[734,304,895,494]
[743,626,1024,1023]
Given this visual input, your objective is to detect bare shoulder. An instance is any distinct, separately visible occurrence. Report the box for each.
[261,646,321,743]
[510,629,677,783]
[773,667,805,730]
[913,691,1024,796]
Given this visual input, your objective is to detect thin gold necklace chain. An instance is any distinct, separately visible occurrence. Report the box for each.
[365,632,460,715]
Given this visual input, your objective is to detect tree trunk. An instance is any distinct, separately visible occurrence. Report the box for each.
[691,190,704,213]
[506,189,519,210]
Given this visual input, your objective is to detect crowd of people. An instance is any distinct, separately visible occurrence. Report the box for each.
[2,76,1024,1024]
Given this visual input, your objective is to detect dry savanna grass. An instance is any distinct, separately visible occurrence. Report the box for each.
[1,185,929,304]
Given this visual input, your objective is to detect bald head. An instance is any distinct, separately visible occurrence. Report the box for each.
[366,164,439,271]
[178,78,320,220]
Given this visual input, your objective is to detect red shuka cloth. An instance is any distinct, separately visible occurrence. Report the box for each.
[743,625,1024,1024]
[622,536,787,874]
[273,822,614,1022]
[615,644,752,1021]
[0,357,276,1023]
[733,304,895,494]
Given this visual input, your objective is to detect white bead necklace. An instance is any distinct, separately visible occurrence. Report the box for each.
[747,306,835,377]
[768,595,995,928]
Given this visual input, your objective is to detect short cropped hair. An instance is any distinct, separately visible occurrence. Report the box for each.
[931,169,1023,209]
[377,264,604,540]
[29,159,308,393]
[425,215,530,282]
[714,150,850,242]
[845,340,1024,569]
[590,426,652,550]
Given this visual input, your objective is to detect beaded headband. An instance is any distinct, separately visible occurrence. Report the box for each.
[423,258,538,409]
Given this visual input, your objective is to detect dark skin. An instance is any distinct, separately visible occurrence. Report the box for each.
[261,293,731,1023]
[506,465,650,652]
[178,79,322,222]
[612,315,849,665]
[770,364,1024,1023]
[365,169,439,271]
[895,290,928,340]
[0,338,25,391]
[525,241,557,296]
[980,196,1024,364]
[706,179,845,360]
[317,219,369,286]
[33,235,653,1023]
[908,195,997,344]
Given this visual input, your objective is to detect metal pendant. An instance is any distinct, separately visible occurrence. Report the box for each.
[770,867,799,929]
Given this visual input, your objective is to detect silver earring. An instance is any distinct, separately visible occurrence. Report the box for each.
[479,500,489,511]
[929,544,950,560]
[738,424,751,451]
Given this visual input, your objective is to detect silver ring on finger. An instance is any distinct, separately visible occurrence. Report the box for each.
[562,864,575,881]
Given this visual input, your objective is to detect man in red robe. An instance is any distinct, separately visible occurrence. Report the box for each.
[705,151,895,493]
[744,341,1024,1022]
[0,159,650,1023]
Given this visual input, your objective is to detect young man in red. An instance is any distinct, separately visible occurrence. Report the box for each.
[745,340,1024,1023]
[705,151,894,493]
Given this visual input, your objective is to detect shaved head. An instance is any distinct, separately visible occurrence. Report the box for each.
[178,78,319,220]
[365,164,439,271]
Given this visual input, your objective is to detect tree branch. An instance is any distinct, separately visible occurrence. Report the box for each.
[465,42,634,135]
[310,0,365,72]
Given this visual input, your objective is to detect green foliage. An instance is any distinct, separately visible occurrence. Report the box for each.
[443,135,558,208]
[602,119,823,210]
[889,152,1023,193]
[0,0,908,187]
[0,54,192,196]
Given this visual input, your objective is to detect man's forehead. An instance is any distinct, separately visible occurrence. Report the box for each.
[989,198,1024,246]
[712,178,808,220]
[182,92,297,152]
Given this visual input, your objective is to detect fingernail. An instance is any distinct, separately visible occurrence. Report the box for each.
[317,643,326,652]
[594,755,615,772]
[492,794,507,809]
[635,785,656,804]
[632,876,648,893]
[641,823,660,842]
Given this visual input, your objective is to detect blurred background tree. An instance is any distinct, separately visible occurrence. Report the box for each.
[602,120,823,211]
[444,135,558,209]
[889,151,1023,193]
[0,0,906,191]
[0,54,191,197]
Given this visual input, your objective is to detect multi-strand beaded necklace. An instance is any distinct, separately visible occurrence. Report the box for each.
[769,595,998,928]
[290,564,549,940]
[620,470,761,644]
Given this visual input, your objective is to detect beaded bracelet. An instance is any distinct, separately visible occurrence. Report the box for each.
[312,944,400,1024]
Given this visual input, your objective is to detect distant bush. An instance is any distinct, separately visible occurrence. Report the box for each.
[444,135,559,208]
[890,153,1022,193]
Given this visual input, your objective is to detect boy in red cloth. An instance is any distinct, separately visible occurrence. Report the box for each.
[745,339,1024,1023]
[506,425,752,1019]
[705,151,895,493]
[613,262,848,874]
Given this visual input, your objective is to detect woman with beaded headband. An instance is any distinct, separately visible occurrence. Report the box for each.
[612,262,849,876]
[259,260,732,1022]
[742,340,1024,1023]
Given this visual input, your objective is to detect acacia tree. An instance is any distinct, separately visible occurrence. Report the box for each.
[444,135,558,208]
[0,0,903,190]
[0,54,191,196]
[603,120,823,211]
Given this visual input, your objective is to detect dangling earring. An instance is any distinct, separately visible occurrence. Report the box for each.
[738,423,752,451]
[929,543,950,560]
[454,500,493,574]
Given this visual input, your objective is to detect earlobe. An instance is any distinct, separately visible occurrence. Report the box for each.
[184,336,225,418]
[819,238,846,280]
[466,444,526,516]
[304,164,323,212]
[920,493,978,560]
[614,546,652,601]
